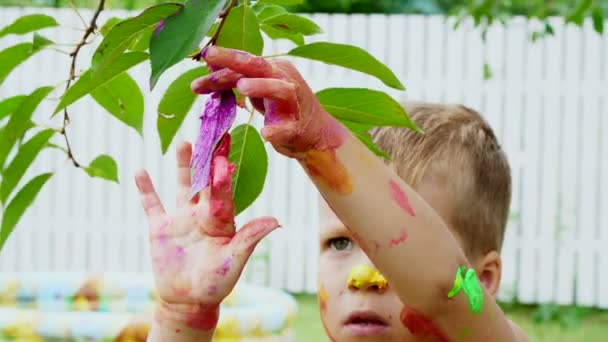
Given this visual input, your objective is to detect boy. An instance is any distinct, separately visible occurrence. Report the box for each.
[135,46,528,341]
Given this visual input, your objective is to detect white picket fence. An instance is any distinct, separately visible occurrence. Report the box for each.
[0,7,606,308]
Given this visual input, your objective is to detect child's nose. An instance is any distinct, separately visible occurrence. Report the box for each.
[347,264,388,292]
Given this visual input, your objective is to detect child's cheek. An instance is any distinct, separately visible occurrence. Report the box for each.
[317,283,338,342]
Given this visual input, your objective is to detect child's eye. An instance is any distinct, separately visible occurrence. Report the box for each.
[329,237,353,251]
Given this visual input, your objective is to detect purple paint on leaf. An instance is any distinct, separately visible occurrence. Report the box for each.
[190,91,237,199]
[153,18,166,37]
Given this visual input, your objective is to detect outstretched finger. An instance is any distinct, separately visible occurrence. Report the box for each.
[202,46,275,78]
[236,78,299,124]
[134,169,166,219]
[191,68,244,95]
[176,141,194,207]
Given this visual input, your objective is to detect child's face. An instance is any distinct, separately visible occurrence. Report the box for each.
[317,181,468,341]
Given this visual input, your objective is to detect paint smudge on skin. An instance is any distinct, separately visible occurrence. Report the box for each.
[389,180,416,217]
[207,285,218,296]
[304,149,353,195]
[216,257,232,276]
[388,228,408,247]
[171,283,192,297]
[347,264,388,290]
[448,266,484,314]
[400,305,449,342]
[372,240,382,254]
[184,304,220,331]
[349,230,371,254]
[318,283,337,342]
[175,246,185,259]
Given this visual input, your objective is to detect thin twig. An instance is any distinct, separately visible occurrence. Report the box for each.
[60,0,106,168]
[68,0,88,29]
[196,0,237,59]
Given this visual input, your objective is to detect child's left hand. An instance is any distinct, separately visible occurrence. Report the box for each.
[191,46,345,158]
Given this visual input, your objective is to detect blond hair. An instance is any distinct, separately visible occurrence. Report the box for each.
[370,102,511,258]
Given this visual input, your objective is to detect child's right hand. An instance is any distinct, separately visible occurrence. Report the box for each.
[135,139,279,330]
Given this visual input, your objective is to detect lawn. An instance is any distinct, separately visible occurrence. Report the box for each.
[291,294,608,342]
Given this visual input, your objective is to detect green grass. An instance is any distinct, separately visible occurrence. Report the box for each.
[291,294,608,342]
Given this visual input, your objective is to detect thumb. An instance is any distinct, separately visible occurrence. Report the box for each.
[230,216,280,260]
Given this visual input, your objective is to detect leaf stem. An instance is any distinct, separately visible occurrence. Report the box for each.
[199,0,238,54]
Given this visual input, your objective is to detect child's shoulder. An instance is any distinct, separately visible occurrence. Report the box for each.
[508,319,529,342]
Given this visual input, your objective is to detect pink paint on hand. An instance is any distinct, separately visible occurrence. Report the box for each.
[185,304,220,331]
[216,257,232,276]
[175,246,185,259]
[388,228,408,247]
[389,180,416,217]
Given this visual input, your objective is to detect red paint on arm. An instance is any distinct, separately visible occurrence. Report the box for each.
[388,228,408,247]
[389,180,416,217]
[400,305,450,342]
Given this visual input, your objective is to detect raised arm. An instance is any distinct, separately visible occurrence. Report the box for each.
[194,46,518,341]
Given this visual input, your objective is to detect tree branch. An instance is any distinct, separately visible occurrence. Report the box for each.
[61,0,106,168]
[194,0,237,60]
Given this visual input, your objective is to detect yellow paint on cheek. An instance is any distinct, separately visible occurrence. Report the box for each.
[318,282,329,310]
[347,264,388,289]
[304,149,353,195]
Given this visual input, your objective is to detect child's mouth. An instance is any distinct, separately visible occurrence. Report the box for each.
[344,310,390,336]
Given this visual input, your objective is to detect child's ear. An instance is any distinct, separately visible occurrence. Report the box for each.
[475,251,502,297]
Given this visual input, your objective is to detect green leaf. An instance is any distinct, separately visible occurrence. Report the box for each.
[99,17,124,36]
[566,0,592,26]
[0,95,26,120]
[256,0,303,5]
[257,4,286,20]
[228,124,268,215]
[32,33,53,50]
[352,130,390,159]
[0,129,55,204]
[316,88,419,131]
[53,52,148,115]
[216,5,264,55]
[129,27,155,51]
[92,3,182,76]
[261,25,304,45]
[0,14,58,39]
[0,172,53,251]
[84,155,119,183]
[592,6,604,34]
[262,13,322,36]
[157,66,209,154]
[289,42,405,90]
[91,73,144,136]
[258,9,305,46]
[149,0,225,90]
[0,86,54,169]
[0,43,47,86]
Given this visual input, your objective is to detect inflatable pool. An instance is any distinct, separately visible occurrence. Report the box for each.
[0,272,297,341]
